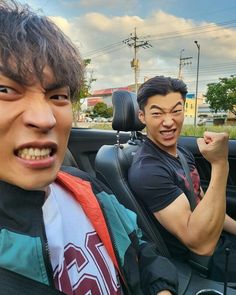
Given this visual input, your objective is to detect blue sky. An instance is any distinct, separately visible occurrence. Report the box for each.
[20,0,236,93]
[27,0,236,22]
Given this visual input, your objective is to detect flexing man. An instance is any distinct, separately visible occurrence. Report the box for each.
[0,2,177,295]
[128,76,236,282]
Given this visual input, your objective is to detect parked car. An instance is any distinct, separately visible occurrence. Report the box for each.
[84,116,93,122]
[197,117,207,126]
[63,91,236,295]
[93,117,108,123]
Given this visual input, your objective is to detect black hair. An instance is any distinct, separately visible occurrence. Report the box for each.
[137,76,188,110]
[0,0,84,99]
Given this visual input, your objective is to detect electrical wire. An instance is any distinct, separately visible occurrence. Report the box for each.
[82,19,236,59]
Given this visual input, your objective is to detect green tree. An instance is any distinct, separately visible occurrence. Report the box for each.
[93,102,108,117]
[104,107,113,118]
[206,76,236,116]
[72,59,96,125]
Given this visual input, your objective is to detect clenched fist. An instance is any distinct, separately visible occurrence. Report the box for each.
[197,131,229,165]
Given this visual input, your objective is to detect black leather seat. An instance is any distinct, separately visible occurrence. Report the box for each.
[95,90,171,257]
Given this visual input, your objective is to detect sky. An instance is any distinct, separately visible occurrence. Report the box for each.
[19,0,236,94]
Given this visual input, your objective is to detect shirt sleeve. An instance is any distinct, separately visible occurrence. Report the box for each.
[129,159,184,213]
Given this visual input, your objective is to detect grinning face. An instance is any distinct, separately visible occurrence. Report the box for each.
[0,66,73,191]
[139,92,185,156]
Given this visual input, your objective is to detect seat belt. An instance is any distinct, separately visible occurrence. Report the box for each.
[177,149,197,211]
[178,149,211,277]
[0,267,66,295]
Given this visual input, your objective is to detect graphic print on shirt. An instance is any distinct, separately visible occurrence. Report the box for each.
[54,231,121,295]
[43,182,121,295]
[177,167,201,204]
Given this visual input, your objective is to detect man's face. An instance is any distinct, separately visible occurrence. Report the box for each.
[139,92,185,156]
[0,66,73,190]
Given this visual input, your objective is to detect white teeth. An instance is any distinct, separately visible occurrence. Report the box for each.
[161,131,174,135]
[17,147,52,160]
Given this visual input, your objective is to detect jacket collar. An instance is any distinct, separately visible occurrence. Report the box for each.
[56,171,119,271]
[0,180,45,236]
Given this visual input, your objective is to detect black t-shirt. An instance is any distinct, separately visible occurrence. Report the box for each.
[128,137,202,260]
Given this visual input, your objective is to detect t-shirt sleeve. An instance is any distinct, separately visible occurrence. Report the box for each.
[129,160,183,213]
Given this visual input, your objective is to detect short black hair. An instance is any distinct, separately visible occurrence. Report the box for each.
[0,0,84,99]
[137,76,188,110]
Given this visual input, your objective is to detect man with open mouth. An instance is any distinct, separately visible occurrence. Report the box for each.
[0,1,177,295]
[128,75,236,283]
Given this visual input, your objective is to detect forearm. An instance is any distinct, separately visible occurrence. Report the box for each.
[224,213,236,235]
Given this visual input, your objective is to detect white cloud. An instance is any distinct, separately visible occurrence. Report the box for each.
[49,16,72,35]
[52,10,236,93]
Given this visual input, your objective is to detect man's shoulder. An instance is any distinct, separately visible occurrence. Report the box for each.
[132,139,177,170]
[177,145,195,163]
[132,138,164,164]
[128,141,174,189]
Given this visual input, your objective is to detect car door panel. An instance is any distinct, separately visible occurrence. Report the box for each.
[68,128,130,176]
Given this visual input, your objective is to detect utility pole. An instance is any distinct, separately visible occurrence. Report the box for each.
[178,49,192,80]
[123,28,152,93]
[194,40,200,127]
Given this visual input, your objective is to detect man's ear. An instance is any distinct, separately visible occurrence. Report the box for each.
[138,110,146,124]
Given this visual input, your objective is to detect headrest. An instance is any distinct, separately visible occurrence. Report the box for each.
[112,90,145,131]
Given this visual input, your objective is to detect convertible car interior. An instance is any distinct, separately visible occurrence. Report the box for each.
[62,90,236,294]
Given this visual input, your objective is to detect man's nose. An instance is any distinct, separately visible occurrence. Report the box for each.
[23,98,56,132]
[162,113,174,126]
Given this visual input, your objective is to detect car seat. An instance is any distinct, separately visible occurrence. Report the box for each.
[62,148,79,168]
[95,90,171,256]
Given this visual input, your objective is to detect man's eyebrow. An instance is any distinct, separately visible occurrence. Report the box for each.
[171,101,183,110]
[150,105,164,111]
[44,83,69,92]
[149,101,183,111]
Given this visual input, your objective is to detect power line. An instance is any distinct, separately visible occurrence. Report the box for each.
[82,18,236,60]
[82,41,124,56]
[142,62,236,72]
[87,44,126,58]
[140,19,236,40]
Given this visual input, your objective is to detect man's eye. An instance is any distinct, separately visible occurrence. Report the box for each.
[0,85,16,94]
[50,94,69,100]
[152,112,162,116]
[173,109,182,114]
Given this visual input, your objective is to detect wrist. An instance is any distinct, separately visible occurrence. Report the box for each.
[211,160,229,171]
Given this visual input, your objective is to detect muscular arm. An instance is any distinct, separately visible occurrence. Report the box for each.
[155,132,229,256]
[224,214,236,235]
[201,187,236,235]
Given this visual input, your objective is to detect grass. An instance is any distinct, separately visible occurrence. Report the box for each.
[181,125,236,139]
[83,123,236,139]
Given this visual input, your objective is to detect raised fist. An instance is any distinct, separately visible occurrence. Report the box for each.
[197,131,229,164]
